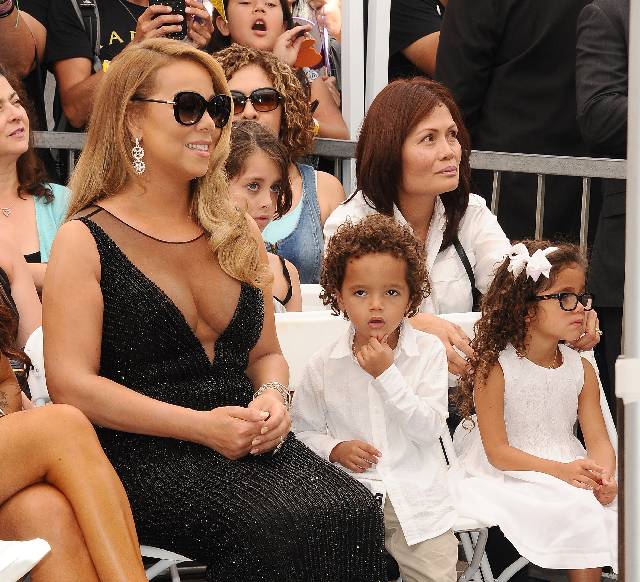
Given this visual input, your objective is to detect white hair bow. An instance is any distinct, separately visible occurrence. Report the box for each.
[507,243,558,282]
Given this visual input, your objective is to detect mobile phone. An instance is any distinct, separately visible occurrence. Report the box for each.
[149,0,188,41]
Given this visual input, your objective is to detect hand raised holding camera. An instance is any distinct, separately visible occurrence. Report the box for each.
[133,4,185,43]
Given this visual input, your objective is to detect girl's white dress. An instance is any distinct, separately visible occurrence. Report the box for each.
[450,343,617,570]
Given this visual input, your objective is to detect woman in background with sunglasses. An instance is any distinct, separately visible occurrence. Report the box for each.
[217,45,345,283]
[43,38,385,580]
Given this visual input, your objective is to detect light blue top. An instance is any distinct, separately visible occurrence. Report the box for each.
[34,183,71,262]
[262,189,304,243]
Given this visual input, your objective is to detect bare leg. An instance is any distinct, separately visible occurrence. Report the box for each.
[0,405,146,581]
[0,483,100,582]
[568,568,602,582]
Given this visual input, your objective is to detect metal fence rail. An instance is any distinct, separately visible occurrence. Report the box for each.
[34,131,627,253]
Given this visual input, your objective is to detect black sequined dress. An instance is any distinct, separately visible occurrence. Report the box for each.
[77,208,385,582]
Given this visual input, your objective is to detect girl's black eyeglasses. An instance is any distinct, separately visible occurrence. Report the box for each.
[131,91,232,128]
[230,88,283,115]
[533,292,594,312]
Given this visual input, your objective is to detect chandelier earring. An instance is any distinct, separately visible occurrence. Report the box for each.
[132,137,145,175]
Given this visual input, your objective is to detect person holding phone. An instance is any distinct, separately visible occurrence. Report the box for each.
[44,0,214,130]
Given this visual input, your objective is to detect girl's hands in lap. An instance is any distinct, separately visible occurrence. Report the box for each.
[554,458,606,490]
[594,472,618,506]
[197,406,268,460]
[411,313,473,375]
[247,390,291,455]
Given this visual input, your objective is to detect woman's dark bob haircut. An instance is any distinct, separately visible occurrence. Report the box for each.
[355,77,471,250]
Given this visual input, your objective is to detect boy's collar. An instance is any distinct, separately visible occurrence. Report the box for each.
[329,319,420,360]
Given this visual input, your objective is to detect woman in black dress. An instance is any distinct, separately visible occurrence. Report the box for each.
[43,38,384,581]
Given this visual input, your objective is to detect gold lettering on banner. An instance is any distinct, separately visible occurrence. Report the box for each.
[109,31,124,45]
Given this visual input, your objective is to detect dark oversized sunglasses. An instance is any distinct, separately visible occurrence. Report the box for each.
[533,292,594,312]
[131,91,232,128]
[230,88,283,115]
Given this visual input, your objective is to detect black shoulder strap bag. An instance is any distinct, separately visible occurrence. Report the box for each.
[453,236,481,312]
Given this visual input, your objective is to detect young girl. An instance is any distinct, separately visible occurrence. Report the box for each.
[292,214,458,582]
[227,120,302,312]
[453,240,617,578]
[210,0,348,138]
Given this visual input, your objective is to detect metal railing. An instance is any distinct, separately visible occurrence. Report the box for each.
[35,131,627,253]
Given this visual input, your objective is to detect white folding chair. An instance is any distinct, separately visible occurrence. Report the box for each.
[22,328,193,581]
[275,310,349,389]
[300,284,330,312]
[0,539,50,582]
[23,327,50,407]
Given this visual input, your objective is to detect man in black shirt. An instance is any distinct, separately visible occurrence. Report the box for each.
[436,0,590,242]
[46,0,213,129]
[388,0,445,80]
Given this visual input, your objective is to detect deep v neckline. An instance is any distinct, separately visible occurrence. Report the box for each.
[84,219,245,368]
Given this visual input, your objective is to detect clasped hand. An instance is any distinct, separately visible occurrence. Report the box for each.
[555,458,618,505]
[199,391,290,460]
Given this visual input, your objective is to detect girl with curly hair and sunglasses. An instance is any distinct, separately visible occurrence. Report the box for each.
[209,0,348,139]
[216,45,345,283]
[452,240,617,578]
[292,214,458,582]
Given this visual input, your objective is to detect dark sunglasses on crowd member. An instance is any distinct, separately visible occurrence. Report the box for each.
[533,292,594,312]
[131,91,232,128]
[230,88,283,116]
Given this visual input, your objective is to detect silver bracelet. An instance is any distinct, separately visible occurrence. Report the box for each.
[0,407,5,417]
[252,381,292,411]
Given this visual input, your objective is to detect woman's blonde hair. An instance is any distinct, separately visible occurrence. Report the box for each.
[215,44,315,159]
[67,38,269,288]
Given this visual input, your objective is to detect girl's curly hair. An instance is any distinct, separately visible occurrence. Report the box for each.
[455,240,587,420]
[215,45,315,160]
[226,120,293,218]
[320,214,429,318]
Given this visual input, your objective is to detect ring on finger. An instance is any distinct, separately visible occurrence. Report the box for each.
[272,434,285,455]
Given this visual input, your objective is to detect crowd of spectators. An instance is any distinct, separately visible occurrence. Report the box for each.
[0,0,627,580]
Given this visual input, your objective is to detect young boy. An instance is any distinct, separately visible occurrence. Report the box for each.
[291,214,458,582]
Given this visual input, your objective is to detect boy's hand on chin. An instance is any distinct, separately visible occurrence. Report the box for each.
[355,336,394,378]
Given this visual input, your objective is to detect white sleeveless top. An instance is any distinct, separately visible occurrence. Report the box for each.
[498,343,587,463]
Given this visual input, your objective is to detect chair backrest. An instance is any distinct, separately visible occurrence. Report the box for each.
[275,311,349,389]
[300,284,329,312]
[23,326,50,406]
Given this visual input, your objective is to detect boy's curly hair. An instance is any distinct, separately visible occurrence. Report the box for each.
[455,240,587,420]
[320,214,429,318]
[215,45,315,160]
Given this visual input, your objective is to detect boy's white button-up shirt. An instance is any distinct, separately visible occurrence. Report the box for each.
[323,193,511,315]
[291,322,456,546]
